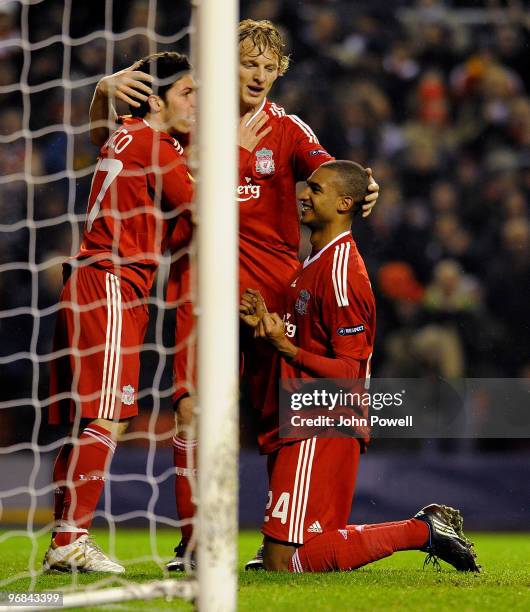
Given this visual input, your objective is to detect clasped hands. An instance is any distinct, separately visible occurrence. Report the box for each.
[239,288,289,352]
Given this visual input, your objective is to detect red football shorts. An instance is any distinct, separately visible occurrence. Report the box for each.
[262,437,360,545]
[172,301,196,405]
[48,265,149,424]
[167,254,196,406]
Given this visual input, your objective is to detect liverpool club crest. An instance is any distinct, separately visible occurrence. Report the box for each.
[255,148,275,175]
[121,385,135,406]
[295,289,311,315]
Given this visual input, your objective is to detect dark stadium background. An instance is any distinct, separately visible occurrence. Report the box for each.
[0,0,528,529]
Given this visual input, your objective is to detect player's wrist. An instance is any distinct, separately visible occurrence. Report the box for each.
[95,78,111,99]
[239,142,253,153]
[275,338,298,360]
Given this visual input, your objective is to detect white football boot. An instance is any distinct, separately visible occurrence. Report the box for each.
[43,534,125,574]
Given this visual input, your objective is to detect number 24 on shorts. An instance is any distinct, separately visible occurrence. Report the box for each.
[264,490,290,524]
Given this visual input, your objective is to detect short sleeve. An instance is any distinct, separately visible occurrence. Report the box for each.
[321,246,375,364]
[286,115,334,181]
[156,140,194,211]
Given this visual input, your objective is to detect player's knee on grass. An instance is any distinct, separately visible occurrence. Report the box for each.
[174,396,194,438]
[263,538,296,571]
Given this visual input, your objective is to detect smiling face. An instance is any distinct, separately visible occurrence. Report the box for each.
[239,38,280,113]
[299,167,343,229]
[159,74,197,135]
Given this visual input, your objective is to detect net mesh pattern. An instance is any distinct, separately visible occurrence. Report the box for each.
[0,0,197,599]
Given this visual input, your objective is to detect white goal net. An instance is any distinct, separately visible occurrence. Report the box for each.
[0,0,238,609]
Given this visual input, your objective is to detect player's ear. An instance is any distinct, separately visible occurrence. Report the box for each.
[147,94,162,114]
[338,195,354,213]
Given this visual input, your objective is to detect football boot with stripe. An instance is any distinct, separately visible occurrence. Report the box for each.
[43,534,125,573]
[414,503,480,572]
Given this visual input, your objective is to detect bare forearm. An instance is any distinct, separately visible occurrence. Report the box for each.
[89,85,116,147]
[272,337,298,361]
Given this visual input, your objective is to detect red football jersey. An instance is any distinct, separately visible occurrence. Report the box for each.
[77,117,193,297]
[166,100,333,403]
[166,99,333,307]
[238,99,334,310]
[258,231,376,454]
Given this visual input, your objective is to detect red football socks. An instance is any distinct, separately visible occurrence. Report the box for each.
[172,435,197,545]
[290,519,429,572]
[54,424,116,547]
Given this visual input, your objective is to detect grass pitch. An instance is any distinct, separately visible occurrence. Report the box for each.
[0,530,529,611]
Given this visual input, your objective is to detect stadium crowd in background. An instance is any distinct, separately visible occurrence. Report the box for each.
[0,0,529,446]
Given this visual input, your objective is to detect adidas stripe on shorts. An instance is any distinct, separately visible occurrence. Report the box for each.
[262,437,360,545]
[48,265,149,424]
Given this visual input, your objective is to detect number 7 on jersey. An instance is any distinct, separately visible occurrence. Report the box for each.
[87,158,124,232]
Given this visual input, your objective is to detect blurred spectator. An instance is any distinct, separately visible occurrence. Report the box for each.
[0,1,20,61]
[487,218,530,375]
[423,260,490,372]
[114,0,154,64]
[376,262,427,376]
[424,259,480,313]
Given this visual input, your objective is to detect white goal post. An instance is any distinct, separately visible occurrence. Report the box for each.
[195,0,239,610]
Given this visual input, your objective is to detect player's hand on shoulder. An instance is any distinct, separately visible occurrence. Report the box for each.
[361,168,379,218]
[97,61,154,108]
[239,111,272,152]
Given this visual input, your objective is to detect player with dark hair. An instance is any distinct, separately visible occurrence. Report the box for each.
[43,52,195,573]
[88,21,380,571]
[240,161,479,574]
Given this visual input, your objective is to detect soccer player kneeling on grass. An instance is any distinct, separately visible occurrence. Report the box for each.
[240,160,480,573]
[44,52,195,574]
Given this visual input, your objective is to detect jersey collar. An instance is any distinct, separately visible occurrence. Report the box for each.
[303,230,351,269]
[244,98,267,127]
[141,118,182,148]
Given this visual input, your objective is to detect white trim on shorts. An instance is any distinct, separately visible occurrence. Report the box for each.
[288,437,317,545]
[98,273,123,419]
